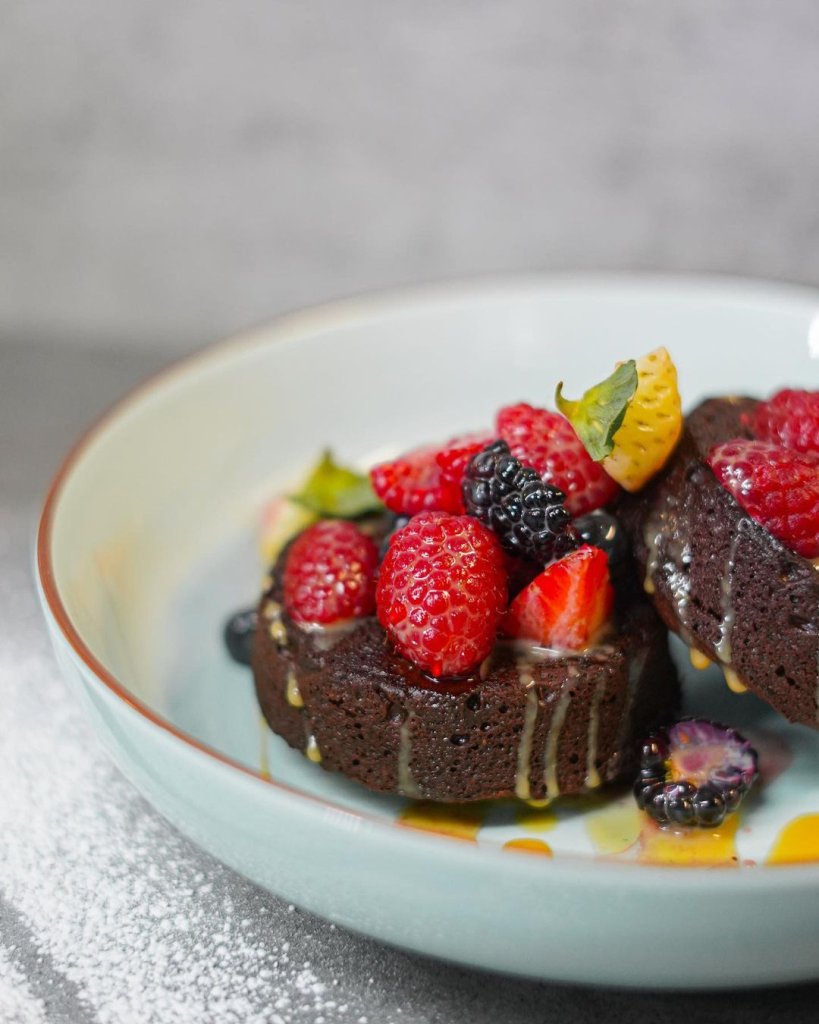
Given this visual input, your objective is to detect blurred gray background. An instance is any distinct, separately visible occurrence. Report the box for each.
[5,0,819,354]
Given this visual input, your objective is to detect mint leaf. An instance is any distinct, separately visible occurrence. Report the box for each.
[555,360,638,461]
[291,449,384,519]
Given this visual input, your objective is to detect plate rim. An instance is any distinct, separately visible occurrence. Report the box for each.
[36,270,819,880]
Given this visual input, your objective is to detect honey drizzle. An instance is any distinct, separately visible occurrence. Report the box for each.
[398,712,421,799]
[514,664,539,801]
[585,675,608,790]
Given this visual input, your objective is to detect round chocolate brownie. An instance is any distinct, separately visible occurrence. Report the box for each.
[252,549,679,802]
[619,397,819,728]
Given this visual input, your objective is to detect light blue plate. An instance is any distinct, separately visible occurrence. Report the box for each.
[38,276,819,988]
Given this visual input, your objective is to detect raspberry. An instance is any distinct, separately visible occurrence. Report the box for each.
[370,444,464,516]
[707,439,819,558]
[435,432,494,484]
[634,719,758,828]
[501,545,613,651]
[497,404,619,515]
[282,521,379,625]
[376,511,507,677]
[748,388,819,454]
[461,440,577,564]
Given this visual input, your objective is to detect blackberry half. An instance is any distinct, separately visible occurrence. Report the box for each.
[462,440,577,564]
[634,718,759,829]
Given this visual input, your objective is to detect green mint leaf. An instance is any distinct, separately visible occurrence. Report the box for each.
[291,449,384,519]
[555,360,639,461]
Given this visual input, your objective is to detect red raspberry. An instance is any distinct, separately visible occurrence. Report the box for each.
[707,440,819,559]
[747,389,819,454]
[283,521,379,625]
[496,403,619,516]
[376,511,507,677]
[370,433,490,516]
[502,545,614,651]
[435,432,494,484]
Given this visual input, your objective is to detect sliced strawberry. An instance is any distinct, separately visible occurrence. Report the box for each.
[707,439,819,558]
[501,545,614,650]
[747,389,819,454]
[496,403,620,516]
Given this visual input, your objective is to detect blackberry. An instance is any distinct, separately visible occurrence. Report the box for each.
[573,510,629,574]
[224,607,257,666]
[462,440,576,564]
[634,718,758,829]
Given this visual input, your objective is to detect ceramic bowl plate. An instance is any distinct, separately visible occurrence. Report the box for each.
[38,276,819,989]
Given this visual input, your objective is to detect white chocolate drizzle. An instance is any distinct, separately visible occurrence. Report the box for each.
[514,662,539,801]
[584,675,608,790]
[723,667,748,694]
[263,600,288,647]
[297,619,358,652]
[542,678,574,803]
[285,669,304,708]
[305,734,322,763]
[715,522,745,665]
[397,712,421,799]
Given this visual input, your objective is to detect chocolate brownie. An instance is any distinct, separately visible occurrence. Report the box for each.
[252,553,678,802]
[620,397,819,728]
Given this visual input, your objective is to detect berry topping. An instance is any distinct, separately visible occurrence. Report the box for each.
[461,440,577,564]
[435,432,495,485]
[501,545,614,651]
[370,444,465,516]
[496,404,620,515]
[634,719,758,828]
[282,520,379,626]
[376,511,507,677]
[224,607,257,666]
[748,388,819,454]
[260,496,317,567]
[559,347,682,493]
[707,439,819,558]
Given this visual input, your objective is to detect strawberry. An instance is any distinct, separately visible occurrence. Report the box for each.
[283,521,379,625]
[501,545,614,651]
[707,440,819,559]
[376,511,507,677]
[370,433,490,516]
[747,389,819,454]
[496,404,619,516]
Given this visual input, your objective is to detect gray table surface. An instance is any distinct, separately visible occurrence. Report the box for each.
[1,335,818,1023]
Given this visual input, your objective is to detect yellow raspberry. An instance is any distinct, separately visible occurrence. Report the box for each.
[603,347,682,491]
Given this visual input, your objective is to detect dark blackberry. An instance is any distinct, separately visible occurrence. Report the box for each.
[634,718,758,829]
[573,510,629,574]
[461,440,576,564]
[224,607,257,666]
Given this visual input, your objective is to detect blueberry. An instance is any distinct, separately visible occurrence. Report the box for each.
[224,607,257,666]
[573,510,629,571]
